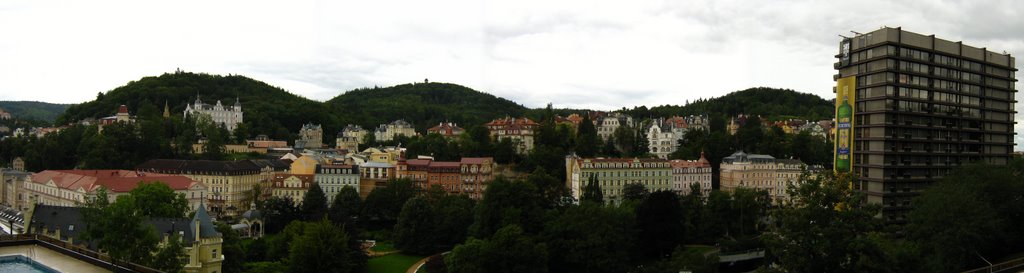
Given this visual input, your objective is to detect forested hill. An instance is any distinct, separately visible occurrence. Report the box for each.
[622,87,834,121]
[0,101,70,124]
[326,82,528,132]
[58,72,332,141]
[57,73,528,141]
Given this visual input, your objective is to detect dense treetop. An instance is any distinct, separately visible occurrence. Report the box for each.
[326,82,529,132]
[620,87,834,121]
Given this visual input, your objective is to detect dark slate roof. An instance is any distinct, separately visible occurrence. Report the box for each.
[29,204,221,250]
[136,159,266,174]
[29,205,86,243]
[242,208,262,220]
[192,205,221,239]
[723,150,776,164]
[250,159,290,171]
[150,217,196,242]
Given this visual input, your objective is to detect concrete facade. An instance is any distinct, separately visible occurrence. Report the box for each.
[836,27,1017,222]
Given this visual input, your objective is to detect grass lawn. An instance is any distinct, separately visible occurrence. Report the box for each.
[371,242,397,253]
[685,245,717,253]
[364,253,424,273]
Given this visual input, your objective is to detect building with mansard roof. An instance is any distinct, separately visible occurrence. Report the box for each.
[376,120,416,142]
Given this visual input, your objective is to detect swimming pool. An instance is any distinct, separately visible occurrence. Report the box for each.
[0,255,61,273]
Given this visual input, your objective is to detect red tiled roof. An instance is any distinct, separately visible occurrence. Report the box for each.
[428,162,461,168]
[485,117,539,128]
[427,122,465,136]
[30,170,200,193]
[581,158,667,163]
[405,159,432,167]
[248,140,288,149]
[459,157,493,165]
[669,159,711,168]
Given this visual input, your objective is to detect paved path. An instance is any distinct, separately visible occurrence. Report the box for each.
[406,251,449,273]
[405,256,429,273]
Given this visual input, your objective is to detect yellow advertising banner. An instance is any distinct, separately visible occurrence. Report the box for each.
[834,76,855,173]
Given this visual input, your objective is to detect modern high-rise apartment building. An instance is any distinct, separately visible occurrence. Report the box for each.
[834,27,1017,222]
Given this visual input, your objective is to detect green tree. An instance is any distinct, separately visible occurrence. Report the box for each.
[762,172,883,273]
[622,182,649,202]
[233,122,252,144]
[447,225,548,273]
[394,196,438,255]
[362,131,377,147]
[301,182,328,221]
[150,234,185,273]
[361,178,418,228]
[329,185,362,227]
[580,174,603,204]
[244,262,288,273]
[459,125,493,157]
[268,221,307,261]
[905,165,1022,272]
[601,136,620,157]
[574,114,599,157]
[216,223,246,273]
[527,167,569,209]
[289,219,360,273]
[543,203,636,273]
[700,190,732,240]
[130,182,190,218]
[663,246,719,273]
[731,187,770,237]
[636,190,683,259]
[433,194,475,250]
[735,115,763,153]
[493,137,518,164]
[81,192,158,265]
[260,196,299,234]
[613,125,636,156]
[471,176,546,237]
[632,126,650,157]
[195,115,227,160]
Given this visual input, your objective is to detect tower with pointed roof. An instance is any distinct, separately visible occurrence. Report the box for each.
[163,101,171,118]
[184,204,224,273]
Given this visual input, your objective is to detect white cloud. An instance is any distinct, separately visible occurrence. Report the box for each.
[0,0,1021,150]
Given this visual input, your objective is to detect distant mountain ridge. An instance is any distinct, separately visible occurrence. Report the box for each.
[53,72,831,142]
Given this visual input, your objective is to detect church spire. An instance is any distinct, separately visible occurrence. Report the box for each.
[163,101,170,118]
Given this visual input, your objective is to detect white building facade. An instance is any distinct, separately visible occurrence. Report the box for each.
[184,97,244,132]
[316,164,360,203]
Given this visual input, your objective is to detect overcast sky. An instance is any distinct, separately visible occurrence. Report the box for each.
[0,0,1021,149]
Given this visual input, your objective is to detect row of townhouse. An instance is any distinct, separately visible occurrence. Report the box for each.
[566,151,811,204]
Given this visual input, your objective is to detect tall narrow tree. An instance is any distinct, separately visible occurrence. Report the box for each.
[581,174,604,204]
[301,183,328,221]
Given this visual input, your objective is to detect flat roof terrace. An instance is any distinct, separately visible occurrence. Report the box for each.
[0,235,159,273]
